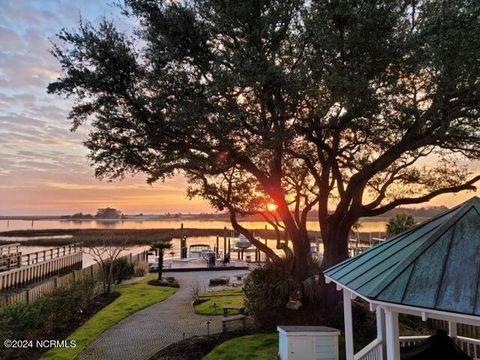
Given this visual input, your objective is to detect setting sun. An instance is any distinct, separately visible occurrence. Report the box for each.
[266,203,278,212]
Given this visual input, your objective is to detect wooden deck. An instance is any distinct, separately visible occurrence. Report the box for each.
[0,244,83,292]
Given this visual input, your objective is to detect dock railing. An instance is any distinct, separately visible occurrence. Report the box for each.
[0,250,148,308]
[20,243,81,266]
[0,243,22,271]
[0,245,83,292]
[0,243,20,257]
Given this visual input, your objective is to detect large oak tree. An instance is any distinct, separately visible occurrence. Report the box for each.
[49,0,480,305]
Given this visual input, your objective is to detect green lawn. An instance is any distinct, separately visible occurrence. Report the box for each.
[204,333,278,360]
[202,288,243,297]
[195,288,245,316]
[42,276,177,360]
[203,333,372,360]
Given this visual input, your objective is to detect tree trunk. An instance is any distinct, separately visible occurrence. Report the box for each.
[158,252,163,280]
[291,234,311,282]
[106,262,113,294]
[318,223,351,308]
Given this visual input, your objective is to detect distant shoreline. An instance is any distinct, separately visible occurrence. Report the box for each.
[0,227,386,247]
[0,215,413,221]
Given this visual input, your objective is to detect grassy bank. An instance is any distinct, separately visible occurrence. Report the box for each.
[204,333,372,360]
[42,276,177,360]
[204,333,278,360]
[0,228,385,247]
[0,228,233,247]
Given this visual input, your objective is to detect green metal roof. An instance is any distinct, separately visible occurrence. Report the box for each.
[324,197,480,317]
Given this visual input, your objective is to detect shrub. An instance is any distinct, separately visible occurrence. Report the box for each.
[386,213,416,237]
[135,261,149,277]
[0,278,97,360]
[209,277,229,286]
[113,257,135,284]
[243,263,298,329]
[190,280,201,303]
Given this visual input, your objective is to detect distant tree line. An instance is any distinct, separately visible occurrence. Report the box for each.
[62,207,124,220]
[61,206,448,221]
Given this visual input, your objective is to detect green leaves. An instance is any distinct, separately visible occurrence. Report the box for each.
[150,240,173,253]
[386,213,417,237]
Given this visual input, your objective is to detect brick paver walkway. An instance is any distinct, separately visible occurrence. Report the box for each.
[77,270,245,360]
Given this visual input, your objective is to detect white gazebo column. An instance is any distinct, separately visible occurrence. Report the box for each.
[343,290,355,360]
[376,307,387,359]
[448,321,457,338]
[385,308,401,360]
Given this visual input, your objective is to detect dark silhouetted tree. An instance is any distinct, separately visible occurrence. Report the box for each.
[49,0,480,306]
[150,240,173,280]
[95,207,122,219]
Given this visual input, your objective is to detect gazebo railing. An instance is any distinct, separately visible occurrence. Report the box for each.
[399,335,480,360]
[354,338,383,360]
[355,336,480,360]
[399,335,429,348]
[456,335,480,359]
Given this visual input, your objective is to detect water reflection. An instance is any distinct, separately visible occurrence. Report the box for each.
[15,235,300,269]
[0,219,388,233]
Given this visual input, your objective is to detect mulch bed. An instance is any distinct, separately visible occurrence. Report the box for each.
[149,331,258,360]
[148,277,180,288]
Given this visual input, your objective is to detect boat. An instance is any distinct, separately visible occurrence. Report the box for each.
[235,234,253,249]
[149,244,213,271]
[188,244,212,259]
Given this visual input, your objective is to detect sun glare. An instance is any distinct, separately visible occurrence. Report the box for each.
[267,203,278,212]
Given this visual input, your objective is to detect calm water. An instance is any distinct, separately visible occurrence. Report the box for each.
[17,236,282,268]
[5,219,387,267]
[0,218,388,233]
[16,234,322,268]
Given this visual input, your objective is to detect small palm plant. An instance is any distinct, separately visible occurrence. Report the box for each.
[386,213,416,238]
[150,240,173,280]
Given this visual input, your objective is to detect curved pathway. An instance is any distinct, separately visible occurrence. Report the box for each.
[77,270,245,360]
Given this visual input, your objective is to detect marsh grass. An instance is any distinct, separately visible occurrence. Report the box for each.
[0,228,383,247]
[0,228,276,247]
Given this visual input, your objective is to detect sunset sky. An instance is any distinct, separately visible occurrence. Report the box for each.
[0,0,479,216]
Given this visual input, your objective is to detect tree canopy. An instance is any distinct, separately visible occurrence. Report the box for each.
[95,207,122,219]
[386,213,417,237]
[49,0,480,288]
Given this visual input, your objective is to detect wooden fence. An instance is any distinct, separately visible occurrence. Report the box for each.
[0,251,148,308]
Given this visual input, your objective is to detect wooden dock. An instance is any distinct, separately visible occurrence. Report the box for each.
[0,251,146,308]
[0,244,83,292]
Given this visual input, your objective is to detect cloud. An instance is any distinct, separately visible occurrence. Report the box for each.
[0,1,478,216]
[0,27,24,51]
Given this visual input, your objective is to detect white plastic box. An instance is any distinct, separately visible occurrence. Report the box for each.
[277,325,340,360]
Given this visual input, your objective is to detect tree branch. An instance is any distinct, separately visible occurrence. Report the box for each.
[361,175,480,217]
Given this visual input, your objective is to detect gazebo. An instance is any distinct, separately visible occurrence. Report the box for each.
[324,197,480,360]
